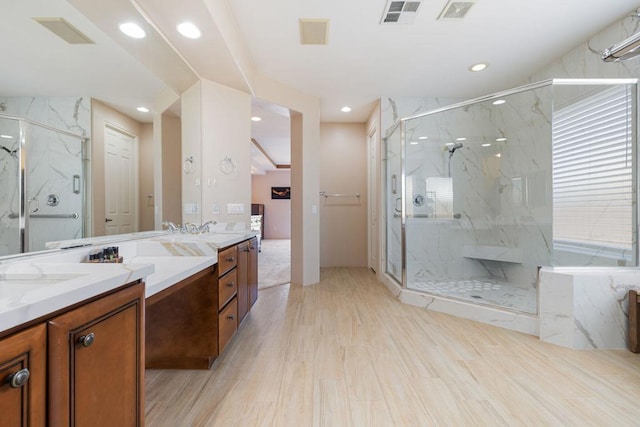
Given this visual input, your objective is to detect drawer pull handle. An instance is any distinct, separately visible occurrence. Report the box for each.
[226,257,235,262]
[227,282,234,287]
[227,315,235,320]
[78,332,95,348]
[6,368,30,389]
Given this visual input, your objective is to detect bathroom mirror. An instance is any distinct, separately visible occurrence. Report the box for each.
[0,0,183,258]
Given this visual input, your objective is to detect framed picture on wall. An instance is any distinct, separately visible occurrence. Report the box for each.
[271,186,290,199]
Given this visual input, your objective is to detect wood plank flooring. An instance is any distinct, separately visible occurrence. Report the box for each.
[145,267,640,426]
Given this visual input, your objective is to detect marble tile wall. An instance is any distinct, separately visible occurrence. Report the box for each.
[397,85,554,299]
[0,97,90,255]
[539,267,640,349]
[382,9,640,340]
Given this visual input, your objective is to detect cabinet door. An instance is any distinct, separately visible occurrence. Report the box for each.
[248,237,259,308]
[0,324,46,427]
[48,283,144,427]
[218,297,238,353]
[237,240,249,322]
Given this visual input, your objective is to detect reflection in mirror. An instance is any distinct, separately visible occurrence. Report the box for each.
[0,98,89,257]
[0,0,176,260]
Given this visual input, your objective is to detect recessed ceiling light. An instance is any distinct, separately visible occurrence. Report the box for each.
[469,63,488,72]
[341,106,352,113]
[410,141,418,145]
[119,22,146,39]
[445,142,455,146]
[493,99,506,105]
[137,107,149,113]
[495,153,502,158]
[456,137,466,141]
[0,134,12,139]
[481,143,492,147]
[251,116,262,122]
[418,136,428,140]
[496,137,507,142]
[177,22,201,39]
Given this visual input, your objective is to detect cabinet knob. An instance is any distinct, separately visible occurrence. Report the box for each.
[78,332,95,348]
[227,315,235,321]
[227,282,234,287]
[226,257,235,262]
[6,368,30,389]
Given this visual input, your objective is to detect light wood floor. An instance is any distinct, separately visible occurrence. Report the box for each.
[145,268,640,426]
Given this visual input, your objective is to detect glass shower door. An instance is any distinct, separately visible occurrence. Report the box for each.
[24,122,84,252]
[384,123,403,285]
[0,117,21,256]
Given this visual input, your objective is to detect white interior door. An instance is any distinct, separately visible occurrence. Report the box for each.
[104,127,136,235]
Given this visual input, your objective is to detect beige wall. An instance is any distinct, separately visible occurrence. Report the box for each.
[139,123,154,231]
[161,114,182,225]
[90,99,144,236]
[319,123,368,267]
[181,83,203,225]
[251,170,291,239]
[181,79,252,227]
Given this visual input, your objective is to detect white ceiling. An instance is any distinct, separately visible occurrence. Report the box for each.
[1,0,639,170]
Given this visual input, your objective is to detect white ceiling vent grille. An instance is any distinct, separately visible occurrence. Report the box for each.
[381,1,422,25]
[299,19,330,45]
[437,1,476,20]
[33,17,94,44]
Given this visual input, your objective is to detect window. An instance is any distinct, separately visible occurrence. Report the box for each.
[552,85,635,260]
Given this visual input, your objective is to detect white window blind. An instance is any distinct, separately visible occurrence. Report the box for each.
[552,85,634,252]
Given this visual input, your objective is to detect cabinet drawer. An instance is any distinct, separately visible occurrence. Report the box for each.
[218,297,238,353]
[218,245,237,277]
[218,269,237,310]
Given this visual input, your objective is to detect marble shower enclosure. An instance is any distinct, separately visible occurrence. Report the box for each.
[0,97,90,255]
[401,84,554,307]
[385,79,637,316]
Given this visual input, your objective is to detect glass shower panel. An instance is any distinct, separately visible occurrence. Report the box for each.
[0,117,21,256]
[384,123,403,284]
[25,123,84,252]
[403,84,554,314]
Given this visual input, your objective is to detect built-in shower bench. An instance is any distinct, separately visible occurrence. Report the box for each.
[462,245,523,263]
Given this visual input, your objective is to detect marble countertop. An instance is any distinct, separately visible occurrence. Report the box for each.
[0,261,154,334]
[0,229,258,335]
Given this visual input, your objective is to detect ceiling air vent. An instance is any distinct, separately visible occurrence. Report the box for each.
[33,17,94,44]
[380,1,422,25]
[299,19,330,45]
[437,0,476,20]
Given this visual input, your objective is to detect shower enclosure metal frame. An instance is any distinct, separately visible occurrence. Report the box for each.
[0,113,88,255]
[385,78,639,314]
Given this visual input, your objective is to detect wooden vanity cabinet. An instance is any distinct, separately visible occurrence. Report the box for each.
[48,282,145,427]
[248,237,259,308]
[145,266,218,369]
[217,245,238,353]
[145,237,258,370]
[0,324,46,427]
[237,237,259,324]
[237,240,250,322]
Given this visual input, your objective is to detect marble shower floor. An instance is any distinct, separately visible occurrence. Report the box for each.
[409,278,537,314]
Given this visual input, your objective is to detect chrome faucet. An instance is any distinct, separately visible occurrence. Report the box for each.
[162,221,179,232]
[199,220,217,233]
[182,222,199,234]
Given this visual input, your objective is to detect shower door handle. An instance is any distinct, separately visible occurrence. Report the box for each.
[391,174,398,194]
[28,197,39,214]
[395,197,402,214]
